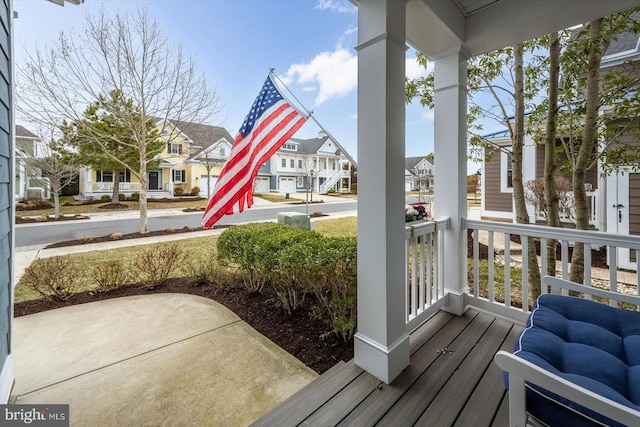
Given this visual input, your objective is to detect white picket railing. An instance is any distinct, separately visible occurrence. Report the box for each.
[404,218,450,332]
[465,219,640,322]
[319,170,348,193]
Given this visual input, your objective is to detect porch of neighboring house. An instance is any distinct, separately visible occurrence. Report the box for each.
[78,167,180,199]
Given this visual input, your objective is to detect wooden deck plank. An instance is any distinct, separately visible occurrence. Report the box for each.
[454,326,522,427]
[336,310,479,426]
[492,393,510,427]
[300,370,379,426]
[249,360,363,427]
[409,310,456,355]
[375,312,497,426]
[414,318,514,426]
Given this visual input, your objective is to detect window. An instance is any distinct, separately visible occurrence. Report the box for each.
[331,160,336,170]
[172,169,185,183]
[506,153,513,188]
[298,159,303,169]
[96,171,113,182]
[220,147,225,157]
[322,160,327,170]
[290,159,295,168]
[500,151,514,192]
[168,142,182,155]
[119,170,131,182]
[281,158,286,168]
[282,143,297,151]
[297,177,304,187]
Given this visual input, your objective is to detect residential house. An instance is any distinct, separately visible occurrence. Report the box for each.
[268,131,354,194]
[78,120,233,199]
[404,155,434,192]
[14,125,50,200]
[481,28,639,267]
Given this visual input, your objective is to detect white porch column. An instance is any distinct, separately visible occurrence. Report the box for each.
[354,0,409,384]
[433,48,468,315]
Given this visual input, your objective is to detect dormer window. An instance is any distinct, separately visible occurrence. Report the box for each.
[220,147,226,157]
[168,142,182,155]
[282,143,297,151]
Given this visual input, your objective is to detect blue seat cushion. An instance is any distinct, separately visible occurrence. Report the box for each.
[507,294,640,427]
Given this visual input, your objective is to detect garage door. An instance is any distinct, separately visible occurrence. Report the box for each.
[279,177,295,194]
[253,177,270,194]
[199,174,218,197]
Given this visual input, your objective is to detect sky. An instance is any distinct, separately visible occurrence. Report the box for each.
[13,0,482,172]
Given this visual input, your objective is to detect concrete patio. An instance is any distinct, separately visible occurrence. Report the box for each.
[11,293,317,426]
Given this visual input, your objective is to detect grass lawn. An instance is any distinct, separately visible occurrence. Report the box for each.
[254,193,303,203]
[15,216,359,303]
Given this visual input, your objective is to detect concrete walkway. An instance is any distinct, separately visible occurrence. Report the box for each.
[12,294,317,426]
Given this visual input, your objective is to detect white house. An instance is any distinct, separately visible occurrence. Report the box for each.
[14,125,50,200]
[405,156,434,192]
[267,132,354,194]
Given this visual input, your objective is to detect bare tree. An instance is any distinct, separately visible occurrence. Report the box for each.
[193,146,227,200]
[17,7,220,233]
[22,129,80,218]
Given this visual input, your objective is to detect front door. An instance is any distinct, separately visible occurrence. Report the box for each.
[148,171,161,191]
[606,168,639,270]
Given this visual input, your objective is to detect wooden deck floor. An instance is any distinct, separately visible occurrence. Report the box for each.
[252,309,523,427]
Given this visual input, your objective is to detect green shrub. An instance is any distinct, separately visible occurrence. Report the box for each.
[100,194,111,202]
[22,256,82,301]
[118,193,125,201]
[93,260,130,293]
[217,222,297,293]
[131,192,140,201]
[253,226,320,314]
[133,242,185,289]
[279,236,357,341]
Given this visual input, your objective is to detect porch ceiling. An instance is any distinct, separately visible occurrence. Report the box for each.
[403,0,639,58]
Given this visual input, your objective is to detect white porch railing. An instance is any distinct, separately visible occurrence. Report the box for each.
[85,182,143,193]
[404,218,450,332]
[319,169,349,193]
[465,219,640,323]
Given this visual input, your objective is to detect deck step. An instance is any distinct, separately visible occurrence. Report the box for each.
[251,360,363,426]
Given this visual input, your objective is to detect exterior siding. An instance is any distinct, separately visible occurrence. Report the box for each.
[534,144,598,189]
[0,0,11,397]
[484,147,512,212]
[629,173,640,262]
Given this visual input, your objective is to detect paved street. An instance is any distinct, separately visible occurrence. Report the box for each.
[15,199,357,249]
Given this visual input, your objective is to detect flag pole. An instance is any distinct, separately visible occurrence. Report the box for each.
[269,69,357,167]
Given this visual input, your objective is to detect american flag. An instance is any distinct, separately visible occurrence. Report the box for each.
[201,75,307,229]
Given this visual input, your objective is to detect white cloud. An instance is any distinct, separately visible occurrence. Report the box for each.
[407,110,435,126]
[315,0,356,14]
[344,25,357,36]
[406,57,433,80]
[302,86,317,92]
[349,113,357,120]
[284,46,357,105]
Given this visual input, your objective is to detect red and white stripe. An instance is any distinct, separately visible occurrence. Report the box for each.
[201,100,306,229]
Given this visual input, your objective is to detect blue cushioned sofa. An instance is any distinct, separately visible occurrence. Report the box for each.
[495,276,640,427]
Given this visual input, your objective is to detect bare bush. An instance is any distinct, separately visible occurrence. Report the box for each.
[524,177,573,221]
[22,256,82,301]
[133,242,185,289]
[93,260,130,293]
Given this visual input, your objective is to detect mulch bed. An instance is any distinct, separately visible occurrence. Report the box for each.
[43,225,230,249]
[14,277,354,374]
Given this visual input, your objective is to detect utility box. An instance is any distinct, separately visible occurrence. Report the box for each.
[277,212,314,231]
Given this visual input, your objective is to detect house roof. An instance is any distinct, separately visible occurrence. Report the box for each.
[16,125,38,139]
[405,156,433,171]
[165,119,233,158]
[289,135,336,155]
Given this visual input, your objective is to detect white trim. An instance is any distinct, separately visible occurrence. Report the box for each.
[0,355,13,404]
[500,150,514,193]
[481,209,515,221]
